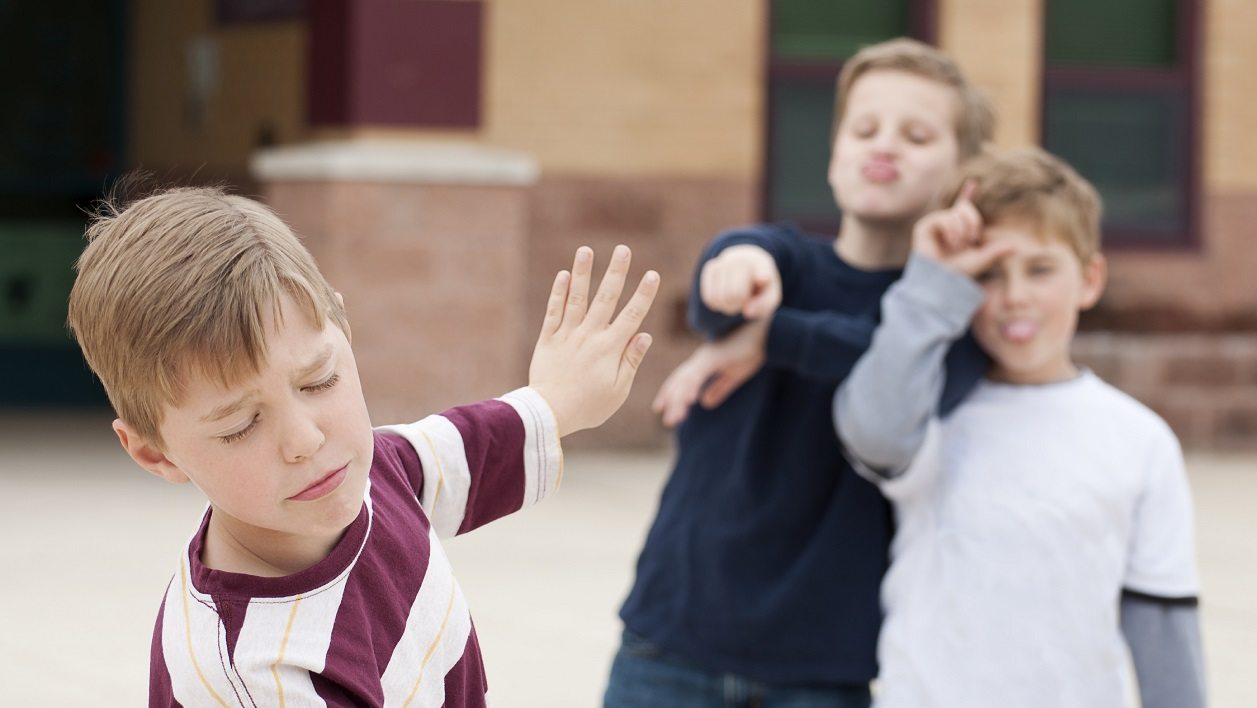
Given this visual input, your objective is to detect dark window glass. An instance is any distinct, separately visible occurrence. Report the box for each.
[768,81,840,228]
[1046,0,1176,68]
[765,0,927,230]
[773,0,909,61]
[1042,0,1195,247]
[1044,87,1187,240]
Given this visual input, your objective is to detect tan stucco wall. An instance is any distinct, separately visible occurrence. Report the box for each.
[938,0,1043,148]
[1203,0,1257,191]
[132,1,762,181]
[130,0,306,170]
[485,0,763,178]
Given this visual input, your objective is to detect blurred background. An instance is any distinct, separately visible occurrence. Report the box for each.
[1,0,1254,705]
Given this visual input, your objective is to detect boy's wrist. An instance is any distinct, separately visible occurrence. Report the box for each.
[523,385,570,437]
[898,254,985,327]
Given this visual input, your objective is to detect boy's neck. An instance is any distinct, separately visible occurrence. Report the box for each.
[833,215,915,270]
[202,509,347,577]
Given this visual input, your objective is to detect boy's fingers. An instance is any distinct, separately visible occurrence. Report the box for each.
[698,372,734,409]
[564,246,594,329]
[939,213,966,251]
[960,239,1016,276]
[957,201,983,243]
[955,179,977,206]
[712,268,739,315]
[654,367,697,427]
[542,270,571,335]
[742,281,780,319]
[619,332,653,383]
[610,270,660,340]
[586,244,632,328]
[700,263,718,309]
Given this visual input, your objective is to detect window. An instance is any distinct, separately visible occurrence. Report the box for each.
[764,0,936,232]
[1042,0,1200,247]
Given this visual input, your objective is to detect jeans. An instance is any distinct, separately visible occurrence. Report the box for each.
[603,629,872,708]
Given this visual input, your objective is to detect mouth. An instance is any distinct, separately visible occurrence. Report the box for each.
[999,320,1039,344]
[861,161,899,183]
[288,463,349,502]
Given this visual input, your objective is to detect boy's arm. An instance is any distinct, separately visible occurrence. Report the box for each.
[836,185,1007,476]
[382,245,658,537]
[834,254,983,475]
[687,226,794,337]
[377,388,562,538]
[1121,593,1207,708]
[1122,426,1206,707]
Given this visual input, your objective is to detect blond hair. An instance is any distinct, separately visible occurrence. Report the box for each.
[67,187,347,448]
[953,145,1103,261]
[834,38,995,159]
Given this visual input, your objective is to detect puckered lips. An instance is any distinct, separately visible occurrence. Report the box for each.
[288,463,349,502]
[861,160,899,184]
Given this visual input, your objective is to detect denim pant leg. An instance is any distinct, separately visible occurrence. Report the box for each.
[603,629,725,708]
[603,629,872,708]
[756,680,871,708]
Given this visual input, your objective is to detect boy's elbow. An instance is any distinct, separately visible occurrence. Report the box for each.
[836,412,916,473]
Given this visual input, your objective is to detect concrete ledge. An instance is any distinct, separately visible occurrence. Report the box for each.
[250,140,540,186]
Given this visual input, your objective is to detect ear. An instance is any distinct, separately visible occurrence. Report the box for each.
[113,419,190,484]
[334,291,352,343]
[1078,253,1107,310]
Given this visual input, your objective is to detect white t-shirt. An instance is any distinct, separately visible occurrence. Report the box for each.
[868,371,1199,708]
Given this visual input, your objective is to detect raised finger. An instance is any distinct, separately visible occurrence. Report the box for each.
[610,270,660,341]
[563,246,594,330]
[541,269,571,335]
[586,244,632,328]
[954,179,977,207]
[956,200,983,243]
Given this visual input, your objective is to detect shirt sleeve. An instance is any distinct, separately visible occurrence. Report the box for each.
[761,306,877,382]
[375,387,563,538]
[1120,593,1207,708]
[1124,425,1200,599]
[687,226,801,338]
[834,254,984,479]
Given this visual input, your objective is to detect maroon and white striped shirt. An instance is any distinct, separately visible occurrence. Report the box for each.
[149,388,562,707]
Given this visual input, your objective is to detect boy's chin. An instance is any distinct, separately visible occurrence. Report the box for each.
[845,206,923,227]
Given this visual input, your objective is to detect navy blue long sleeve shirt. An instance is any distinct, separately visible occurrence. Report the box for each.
[619,224,986,684]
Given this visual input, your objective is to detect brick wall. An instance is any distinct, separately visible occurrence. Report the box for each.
[1074,333,1257,449]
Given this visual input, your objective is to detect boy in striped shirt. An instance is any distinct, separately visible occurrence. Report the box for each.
[66,187,659,707]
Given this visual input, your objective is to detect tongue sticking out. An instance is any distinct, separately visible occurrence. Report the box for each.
[1002,321,1038,343]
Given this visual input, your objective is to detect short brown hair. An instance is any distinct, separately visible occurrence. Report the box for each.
[834,38,995,159]
[67,187,347,448]
[952,145,1103,261]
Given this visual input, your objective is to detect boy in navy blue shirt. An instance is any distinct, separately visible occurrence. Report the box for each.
[606,39,995,707]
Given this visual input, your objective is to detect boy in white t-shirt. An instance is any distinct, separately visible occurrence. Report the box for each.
[835,146,1206,708]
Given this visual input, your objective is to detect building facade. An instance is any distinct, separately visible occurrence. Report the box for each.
[4,0,1254,447]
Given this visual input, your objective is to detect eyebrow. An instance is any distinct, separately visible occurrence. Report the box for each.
[199,344,335,423]
[294,344,336,383]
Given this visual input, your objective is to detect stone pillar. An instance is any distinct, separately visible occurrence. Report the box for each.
[251,139,539,423]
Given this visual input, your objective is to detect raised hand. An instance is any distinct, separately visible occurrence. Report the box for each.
[529,245,660,435]
[912,181,1013,278]
[699,244,782,319]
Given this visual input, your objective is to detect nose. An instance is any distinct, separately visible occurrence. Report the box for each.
[869,128,901,156]
[1002,272,1031,305]
[280,404,325,463]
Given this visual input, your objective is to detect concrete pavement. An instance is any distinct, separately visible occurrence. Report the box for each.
[1,410,1252,706]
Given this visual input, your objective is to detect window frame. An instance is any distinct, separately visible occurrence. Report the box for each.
[760,0,938,233]
[1039,0,1203,251]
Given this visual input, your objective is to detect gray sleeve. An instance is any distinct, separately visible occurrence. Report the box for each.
[833,254,984,477]
[1121,593,1208,708]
